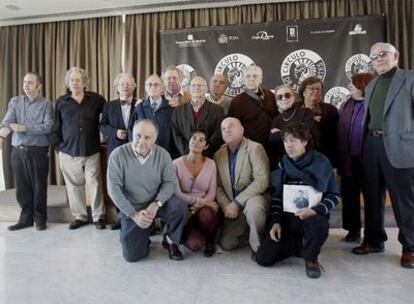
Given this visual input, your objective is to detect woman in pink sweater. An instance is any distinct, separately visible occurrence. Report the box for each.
[173,130,219,257]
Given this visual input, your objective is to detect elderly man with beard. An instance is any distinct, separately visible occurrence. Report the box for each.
[107,119,188,262]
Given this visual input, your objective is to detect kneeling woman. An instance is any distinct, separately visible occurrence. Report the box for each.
[256,122,339,279]
[173,130,219,257]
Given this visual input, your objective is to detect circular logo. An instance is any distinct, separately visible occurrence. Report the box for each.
[280,49,326,92]
[345,54,373,80]
[214,53,254,97]
[177,64,196,89]
[324,86,350,109]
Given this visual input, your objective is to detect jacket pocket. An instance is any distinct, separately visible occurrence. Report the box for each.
[400,132,414,140]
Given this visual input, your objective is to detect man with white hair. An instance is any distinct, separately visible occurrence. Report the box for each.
[352,42,414,269]
[107,119,188,262]
[100,72,137,230]
[129,74,175,154]
[228,65,278,154]
[172,76,224,157]
[53,66,106,230]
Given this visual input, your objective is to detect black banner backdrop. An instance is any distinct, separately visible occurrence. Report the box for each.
[160,15,385,108]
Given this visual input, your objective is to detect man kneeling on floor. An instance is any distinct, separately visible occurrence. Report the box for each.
[107,119,188,262]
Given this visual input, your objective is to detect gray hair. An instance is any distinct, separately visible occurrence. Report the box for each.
[113,73,137,89]
[64,66,89,89]
[133,119,159,138]
[162,65,183,82]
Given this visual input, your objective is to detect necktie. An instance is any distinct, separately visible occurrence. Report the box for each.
[151,101,157,112]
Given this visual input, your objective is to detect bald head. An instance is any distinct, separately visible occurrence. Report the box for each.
[221,117,244,148]
[132,120,158,157]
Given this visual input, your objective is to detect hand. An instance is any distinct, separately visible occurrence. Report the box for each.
[224,202,240,219]
[168,96,180,108]
[136,98,144,104]
[131,210,153,229]
[116,129,127,140]
[145,202,159,220]
[190,199,205,213]
[295,208,317,220]
[270,128,280,133]
[10,123,26,133]
[269,223,282,242]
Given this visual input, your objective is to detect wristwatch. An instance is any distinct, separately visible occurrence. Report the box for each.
[156,200,163,208]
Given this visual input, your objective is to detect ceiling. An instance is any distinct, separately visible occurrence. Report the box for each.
[0,0,303,27]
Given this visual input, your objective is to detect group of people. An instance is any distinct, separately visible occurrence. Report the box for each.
[1,41,413,279]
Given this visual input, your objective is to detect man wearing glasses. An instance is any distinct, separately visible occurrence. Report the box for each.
[352,42,414,269]
[129,74,175,155]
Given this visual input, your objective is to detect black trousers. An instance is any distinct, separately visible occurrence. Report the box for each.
[256,213,329,266]
[119,195,188,262]
[11,146,49,225]
[363,135,414,252]
[340,156,363,233]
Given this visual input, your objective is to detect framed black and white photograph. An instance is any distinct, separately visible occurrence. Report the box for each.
[283,185,323,213]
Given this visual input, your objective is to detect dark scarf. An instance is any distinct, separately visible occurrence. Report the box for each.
[271,149,332,198]
[244,86,264,107]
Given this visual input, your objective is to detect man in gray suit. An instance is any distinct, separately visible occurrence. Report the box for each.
[352,42,414,269]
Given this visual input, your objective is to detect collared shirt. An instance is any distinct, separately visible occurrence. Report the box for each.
[190,98,205,113]
[53,91,105,157]
[149,96,163,112]
[120,103,132,129]
[131,143,153,165]
[228,146,240,198]
[205,93,231,115]
[0,95,54,147]
[165,88,184,100]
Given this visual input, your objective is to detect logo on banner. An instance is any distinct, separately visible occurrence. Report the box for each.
[175,34,206,48]
[214,53,255,97]
[324,87,350,109]
[251,31,274,40]
[218,34,239,44]
[286,25,299,42]
[280,49,326,92]
[177,64,197,89]
[349,24,367,35]
[345,54,373,79]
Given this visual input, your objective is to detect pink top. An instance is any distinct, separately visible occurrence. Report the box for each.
[173,156,217,205]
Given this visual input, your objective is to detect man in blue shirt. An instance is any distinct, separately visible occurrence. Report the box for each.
[0,72,54,231]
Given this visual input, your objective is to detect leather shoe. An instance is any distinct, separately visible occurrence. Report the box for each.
[110,221,121,230]
[162,235,183,260]
[8,222,33,231]
[68,219,88,230]
[401,252,414,269]
[305,260,321,279]
[93,219,106,230]
[203,241,216,257]
[344,231,361,242]
[35,223,47,231]
[352,242,384,255]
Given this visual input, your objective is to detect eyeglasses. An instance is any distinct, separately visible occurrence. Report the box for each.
[146,82,162,87]
[370,51,391,61]
[276,92,294,100]
[306,86,322,92]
